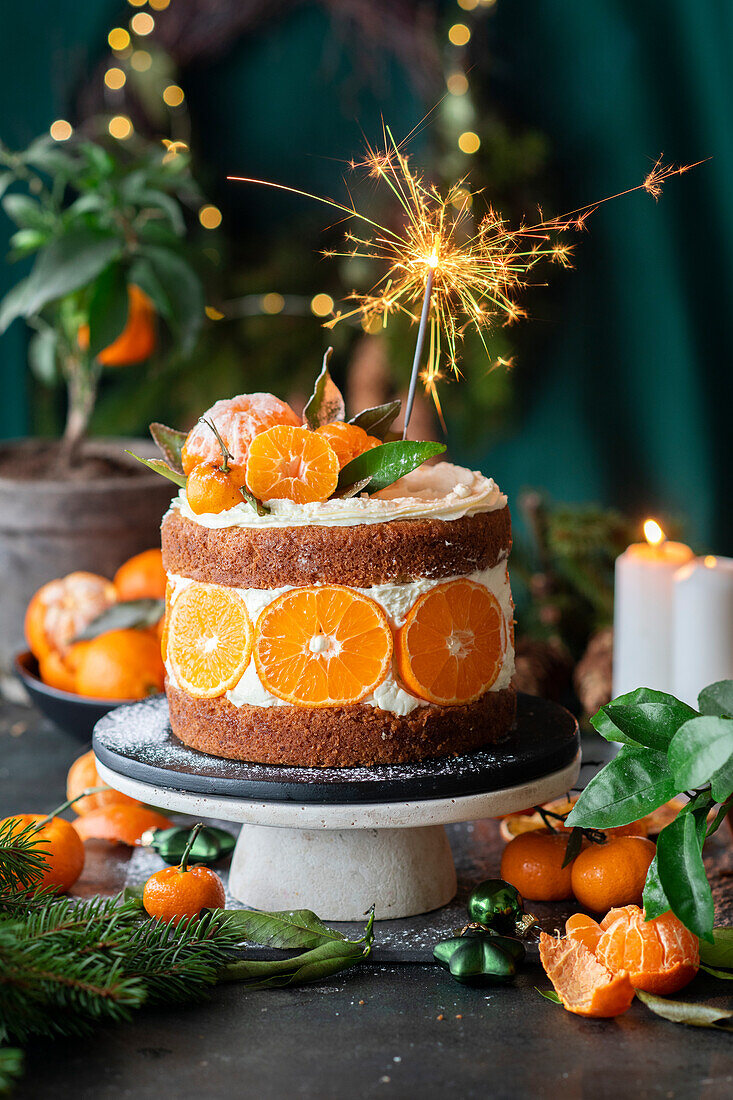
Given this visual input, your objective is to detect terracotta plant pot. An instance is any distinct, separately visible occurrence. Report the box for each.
[0,437,175,676]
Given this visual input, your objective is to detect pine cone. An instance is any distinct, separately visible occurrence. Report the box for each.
[573,626,614,716]
[511,638,573,701]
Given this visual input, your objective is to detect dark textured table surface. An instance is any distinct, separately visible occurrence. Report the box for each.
[2,702,733,1100]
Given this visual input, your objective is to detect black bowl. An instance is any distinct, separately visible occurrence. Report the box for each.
[14,650,132,742]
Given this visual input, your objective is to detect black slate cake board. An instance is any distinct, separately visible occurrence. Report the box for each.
[93,693,579,805]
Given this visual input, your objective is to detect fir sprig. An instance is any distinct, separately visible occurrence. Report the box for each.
[0,818,47,894]
[0,1048,24,1096]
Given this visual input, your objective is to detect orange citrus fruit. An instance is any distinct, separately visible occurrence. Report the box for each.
[38,649,77,693]
[185,463,244,515]
[167,582,253,698]
[500,828,576,901]
[181,393,301,480]
[66,749,141,816]
[539,931,636,1018]
[66,628,165,700]
[113,548,167,601]
[1,814,85,892]
[143,864,226,924]
[25,572,117,660]
[396,579,506,705]
[498,797,651,842]
[593,905,698,995]
[254,585,393,707]
[314,422,380,469]
[570,836,656,913]
[72,804,172,845]
[245,425,339,504]
[78,285,156,367]
[566,905,699,996]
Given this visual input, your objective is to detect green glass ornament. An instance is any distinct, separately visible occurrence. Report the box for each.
[141,825,235,866]
[433,930,517,987]
[466,879,524,932]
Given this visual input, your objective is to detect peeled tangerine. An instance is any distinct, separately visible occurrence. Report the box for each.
[181,393,301,482]
[541,905,700,1018]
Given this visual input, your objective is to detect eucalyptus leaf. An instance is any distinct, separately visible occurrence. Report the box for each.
[348,399,402,439]
[18,227,124,321]
[699,928,733,969]
[591,691,696,746]
[699,680,733,718]
[27,328,57,384]
[149,422,187,473]
[565,744,677,829]
[75,598,165,642]
[642,853,671,920]
[656,813,714,942]
[221,908,347,950]
[126,450,187,488]
[636,989,733,1030]
[303,348,345,429]
[536,989,562,1004]
[668,715,733,792]
[338,441,445,494]
[88,263,129,359]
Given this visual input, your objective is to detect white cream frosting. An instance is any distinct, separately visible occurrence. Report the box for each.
[170,461,506,530]
[165,563,515,716]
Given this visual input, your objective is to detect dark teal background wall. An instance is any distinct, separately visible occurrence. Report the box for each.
[2,1,731,549]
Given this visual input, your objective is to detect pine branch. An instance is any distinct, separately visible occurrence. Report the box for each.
[0,819,48,894]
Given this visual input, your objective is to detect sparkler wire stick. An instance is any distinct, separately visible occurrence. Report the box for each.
[402,265,434,438]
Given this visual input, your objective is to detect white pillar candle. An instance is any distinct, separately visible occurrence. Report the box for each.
[673,555,733,707]
[612,520,694,697]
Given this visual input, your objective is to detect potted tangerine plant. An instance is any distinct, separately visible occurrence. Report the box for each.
[0,130,207,672]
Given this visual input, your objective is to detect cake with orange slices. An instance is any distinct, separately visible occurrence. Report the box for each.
[150,380,516,767]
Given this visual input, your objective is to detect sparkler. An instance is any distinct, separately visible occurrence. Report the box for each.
[229,132,705,436]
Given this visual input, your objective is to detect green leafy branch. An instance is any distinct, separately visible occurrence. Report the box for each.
[0,133,207,464]
[566,679,733,941]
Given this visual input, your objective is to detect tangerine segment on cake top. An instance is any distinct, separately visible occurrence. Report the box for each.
[396,578,506,705]
[245,425,340,504]
[253,585,393,707]
[167,582,253,699]
[314,422,380,469]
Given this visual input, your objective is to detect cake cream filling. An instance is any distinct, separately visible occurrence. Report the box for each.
[165,563,515,716]
[170,462,507,530]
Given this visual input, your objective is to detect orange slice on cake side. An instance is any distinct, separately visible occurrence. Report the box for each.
[254,586,393,707]
[396,579,506,706]
[245,425,339,504]
[167,582,253,699]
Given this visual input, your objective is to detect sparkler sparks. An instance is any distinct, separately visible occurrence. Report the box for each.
[229,133,706,434]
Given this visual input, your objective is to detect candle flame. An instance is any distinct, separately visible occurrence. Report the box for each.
[644,519,665,546]
[704,555,717,568]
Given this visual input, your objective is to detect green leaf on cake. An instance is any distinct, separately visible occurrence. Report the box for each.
[126,450,187,488]
[348,399,402,440]
[303,347,345,429]
[150,422,187,473]
[75,598,165,641]
[698,679,733,718]
[338,440,445,494]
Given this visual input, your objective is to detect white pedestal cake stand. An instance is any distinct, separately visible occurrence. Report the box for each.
[93,695,580,922]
